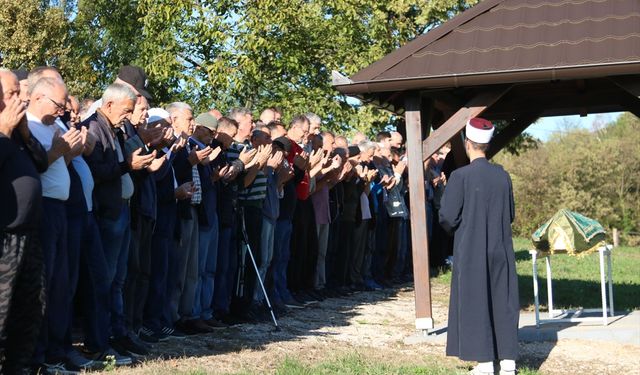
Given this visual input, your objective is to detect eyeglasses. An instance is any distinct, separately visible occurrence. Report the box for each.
[46,96,67,112]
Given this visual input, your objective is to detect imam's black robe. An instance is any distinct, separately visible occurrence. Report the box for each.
[439,157,519,362]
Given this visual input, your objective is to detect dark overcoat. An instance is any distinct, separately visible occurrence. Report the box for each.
[439,157,519,362]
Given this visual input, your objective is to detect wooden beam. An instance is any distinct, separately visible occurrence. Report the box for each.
[422,86,512,161]
[486,113,540,159]
[405,94,433,331]
[611,78,640,118]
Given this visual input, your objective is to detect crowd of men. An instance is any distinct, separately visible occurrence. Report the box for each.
[0,65,456,374]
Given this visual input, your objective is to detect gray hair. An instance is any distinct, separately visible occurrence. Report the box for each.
[166,102,192,115]
[229,107,252,120]
[358,140,377,153]
[30,77,67,97]
[305,112,321,125]
[27,66,62,95]
[101,83,137,103]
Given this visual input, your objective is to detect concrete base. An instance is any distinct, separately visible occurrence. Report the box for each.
[404,311,640,346]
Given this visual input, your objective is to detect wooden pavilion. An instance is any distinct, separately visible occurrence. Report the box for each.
[333,0,640,331]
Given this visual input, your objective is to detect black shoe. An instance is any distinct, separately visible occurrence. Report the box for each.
[203,318,229,329]
[137,327,160,343]
[283,298,305,309]
[161,326,186,340]
[176,319,214,334]
[219,314,245,326]
[294,292,318,304]
[110,334,150,356]
[306,290,325,301]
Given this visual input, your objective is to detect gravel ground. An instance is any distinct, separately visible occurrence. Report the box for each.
[108,284,640,374]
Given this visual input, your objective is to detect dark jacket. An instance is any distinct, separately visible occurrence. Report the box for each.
[81,110,130,220]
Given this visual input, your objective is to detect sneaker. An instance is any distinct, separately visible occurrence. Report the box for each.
[41,361,79,375]
[161,326,186,340]
[92,347,133,366]
[283,298,305,309]
[110,334,150,356]
[138,326,160,343]
[65,349,95,371]
[203,318,229,329]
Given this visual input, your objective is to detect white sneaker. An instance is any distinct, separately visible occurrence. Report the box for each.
[468,361,495,375]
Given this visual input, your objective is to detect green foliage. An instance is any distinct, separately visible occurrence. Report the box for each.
[1,0,479,134]
[495,113,640,243]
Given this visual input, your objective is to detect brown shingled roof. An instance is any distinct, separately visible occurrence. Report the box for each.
[336,0,640,94]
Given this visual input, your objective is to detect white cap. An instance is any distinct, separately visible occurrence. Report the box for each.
[465,117,494,143]
[147,108,170,124]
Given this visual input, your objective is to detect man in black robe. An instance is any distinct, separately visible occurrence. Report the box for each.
[439,117,519,375]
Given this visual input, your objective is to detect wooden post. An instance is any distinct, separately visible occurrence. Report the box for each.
[405,94,434,331]
[613,228,620,248]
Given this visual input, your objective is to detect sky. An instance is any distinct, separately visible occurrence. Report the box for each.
[523,112,622,142]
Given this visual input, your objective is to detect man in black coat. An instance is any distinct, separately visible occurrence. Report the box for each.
[439,117,519,375]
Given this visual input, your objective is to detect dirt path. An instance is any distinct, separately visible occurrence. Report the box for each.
[112,284,640,374]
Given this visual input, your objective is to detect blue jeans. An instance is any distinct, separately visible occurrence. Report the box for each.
[98,203,131,339]
[254,217,275,302]
[271,219,293,304]
[192,212,219,320]
[80,213,111,352]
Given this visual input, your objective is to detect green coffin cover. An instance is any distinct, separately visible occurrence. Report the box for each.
[531,209,607,256]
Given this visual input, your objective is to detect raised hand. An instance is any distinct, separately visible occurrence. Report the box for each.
[175,181,196,200]
[208,146,222,162]
[267,150,284,169]
[146,154,168,172]
[169,136,186,153]
[188,145,213,165]
[293,151,309,170]
[80,126,97,155]
[0,96,26,136]
[256,144,272,168]
[308,148,324,169]
[238,146,258,165]
[138,124,165,147]
[129,148,157,170]
[393,160,407,175]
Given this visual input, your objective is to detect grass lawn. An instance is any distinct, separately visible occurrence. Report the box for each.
[512,237,640,312]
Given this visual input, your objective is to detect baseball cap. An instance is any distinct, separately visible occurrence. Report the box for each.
[195,112,218,131]
[117,65,152,100]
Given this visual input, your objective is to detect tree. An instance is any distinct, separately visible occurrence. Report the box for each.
[135,0,478,129]
[495,114,640,244]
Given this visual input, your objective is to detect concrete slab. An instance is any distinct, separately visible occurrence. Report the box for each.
[404,311,640,346]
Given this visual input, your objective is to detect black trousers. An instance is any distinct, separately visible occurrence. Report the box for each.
[288,199,318,292]
[0,231,45,373]
[124,214,155,331]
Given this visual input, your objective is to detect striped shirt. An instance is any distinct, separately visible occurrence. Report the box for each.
[231,141,267,204]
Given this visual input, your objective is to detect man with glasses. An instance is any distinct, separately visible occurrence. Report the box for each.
[26,76,85,372]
